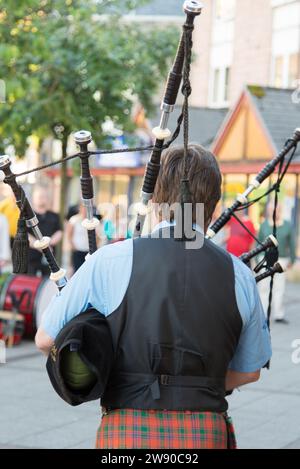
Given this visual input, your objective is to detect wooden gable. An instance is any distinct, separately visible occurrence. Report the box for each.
[212,90,276,162]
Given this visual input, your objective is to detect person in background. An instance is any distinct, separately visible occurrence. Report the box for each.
[0,213,11,273]
[226,211,256,258]
[28,186,62,276]
[258,202,296,324]
[65,204,80,221]
[103,204,131,243]
[0,188,20,248]
[67,203,102,273]
[66,204,102,222]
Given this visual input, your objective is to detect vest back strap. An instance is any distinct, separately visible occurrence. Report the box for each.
[107,372,225,401]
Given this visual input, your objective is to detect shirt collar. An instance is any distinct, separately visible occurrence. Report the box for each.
[151,220,204,235]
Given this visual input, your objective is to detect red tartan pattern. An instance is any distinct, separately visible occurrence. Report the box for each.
[96,409,237,449]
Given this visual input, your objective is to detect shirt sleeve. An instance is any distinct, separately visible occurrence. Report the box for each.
[41,249,107,339]
[69,215,77,227]
[41,239,133,339]
[229,280,272,373]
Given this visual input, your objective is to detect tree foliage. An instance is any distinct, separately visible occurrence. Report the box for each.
[0,0,179,154]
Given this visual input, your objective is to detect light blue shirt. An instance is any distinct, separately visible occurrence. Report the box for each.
[42,223,272,373]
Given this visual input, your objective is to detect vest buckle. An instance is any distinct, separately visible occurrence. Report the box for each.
[160,375,170,386]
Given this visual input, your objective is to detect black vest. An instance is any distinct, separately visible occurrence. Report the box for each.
[102,231,242,412]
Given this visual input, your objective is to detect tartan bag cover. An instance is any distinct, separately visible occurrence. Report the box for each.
[96,409,237,449]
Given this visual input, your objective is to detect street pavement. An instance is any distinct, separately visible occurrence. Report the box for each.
[0,282,299,449]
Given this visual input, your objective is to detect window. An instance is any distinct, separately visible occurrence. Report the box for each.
[272,0,298,9]
[224,67,230,102]
[272,53,299,88]
[274,56,284,87]
[213,69,220,103]
[214,0,236,21]
[211,67,231,106]
[210,1,235,106]
[97,175,130,205]
[289,53,299,86]
[271,1,300,87]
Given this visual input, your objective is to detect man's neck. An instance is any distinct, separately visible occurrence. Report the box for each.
[154,219,206,235]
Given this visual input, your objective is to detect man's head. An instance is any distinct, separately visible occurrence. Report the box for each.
[153,144,222,230]
[32,186,50,213]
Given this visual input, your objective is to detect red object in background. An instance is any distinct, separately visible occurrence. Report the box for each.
[0,275,58,337]
[226,217,256,257]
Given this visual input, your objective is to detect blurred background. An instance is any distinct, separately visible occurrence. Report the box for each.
[1,0,300,276]
[0,0,300,450]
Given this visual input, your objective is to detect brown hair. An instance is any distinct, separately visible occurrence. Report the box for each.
[153,144,222,227]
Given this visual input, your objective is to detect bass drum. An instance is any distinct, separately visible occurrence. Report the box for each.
[0,275,58,337]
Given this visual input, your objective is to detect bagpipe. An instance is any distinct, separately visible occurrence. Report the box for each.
[0,155,67,287]
[238,234,284,283]
[207,128,300,329]
[0,148,112,404]
[207,128,300,241]
[0,0,204,404]
[206,128,300,282]
[0,0,203,275]
[0,0,297,396]
[133,0,203,237]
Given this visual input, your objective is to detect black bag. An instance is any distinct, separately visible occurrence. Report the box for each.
[46,308,114,406]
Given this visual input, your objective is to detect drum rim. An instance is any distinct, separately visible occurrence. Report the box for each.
[0,274,45,334]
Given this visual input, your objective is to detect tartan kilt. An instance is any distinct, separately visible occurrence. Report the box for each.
[96,409,237,450]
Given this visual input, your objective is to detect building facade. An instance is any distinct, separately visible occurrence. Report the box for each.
[131,0,300,133]
[43,1,300,254]
[190,0,300,107]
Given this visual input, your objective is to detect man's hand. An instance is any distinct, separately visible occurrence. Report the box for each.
[35,327,54,356]
[226,369,260,391]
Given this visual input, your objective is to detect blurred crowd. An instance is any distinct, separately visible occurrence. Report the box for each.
[0,186,297,324]
[0,185,132,277]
